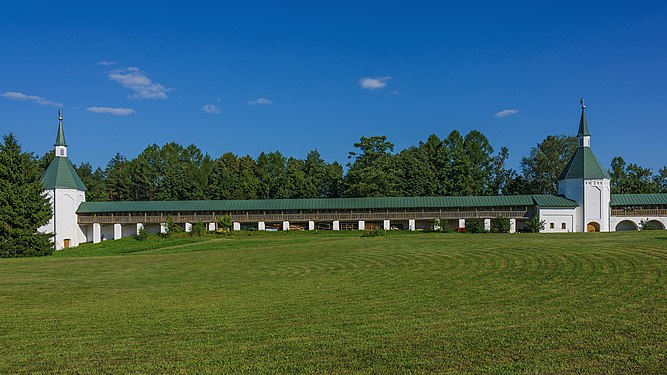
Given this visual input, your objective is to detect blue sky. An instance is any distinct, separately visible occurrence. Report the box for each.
[1,1,666,172]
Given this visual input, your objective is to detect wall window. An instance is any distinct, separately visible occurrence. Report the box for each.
[60,149,64,156]
[549,223,555,229]
[561,223,566,229]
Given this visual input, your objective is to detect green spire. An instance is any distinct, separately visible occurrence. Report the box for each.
[577,98,590,137]
[54,110,67,147]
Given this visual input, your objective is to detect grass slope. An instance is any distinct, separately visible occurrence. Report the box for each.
[1,231,666,373]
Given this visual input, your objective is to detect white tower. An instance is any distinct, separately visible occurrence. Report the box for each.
[557,99,611,232]
[39,111,87,249]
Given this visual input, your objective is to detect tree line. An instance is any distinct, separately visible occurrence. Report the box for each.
[35,130,667,201]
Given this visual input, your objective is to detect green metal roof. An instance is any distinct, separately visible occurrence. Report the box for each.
[558,147,610,180]
[532,195,579,208]
[77,194,577,214]
[41,157,87,191]
[55,121,67,146]
[610,194,667,206]
[577,106,590,137]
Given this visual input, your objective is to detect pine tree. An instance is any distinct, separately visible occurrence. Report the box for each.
[0,134,53,257]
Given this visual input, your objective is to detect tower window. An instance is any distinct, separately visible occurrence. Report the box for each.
[60,149,64,156]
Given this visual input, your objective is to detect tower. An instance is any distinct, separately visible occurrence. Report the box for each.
[557,99,611,232]
[39,111,87,249]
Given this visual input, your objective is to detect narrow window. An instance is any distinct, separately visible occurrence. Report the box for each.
[549,223,555,229]
[561,223,566,229]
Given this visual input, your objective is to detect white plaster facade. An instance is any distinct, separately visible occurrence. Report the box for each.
[39,188,87,249]
[555,178,611,232]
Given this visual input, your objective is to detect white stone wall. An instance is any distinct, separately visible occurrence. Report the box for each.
[609,216,667,231]
[539,208,577,233]
[39,188,86,249]
[559,178,611,232]
[583,179,611,232]
[558,179,584,232]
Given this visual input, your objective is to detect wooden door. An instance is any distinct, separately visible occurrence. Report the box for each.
[63,239,71,249]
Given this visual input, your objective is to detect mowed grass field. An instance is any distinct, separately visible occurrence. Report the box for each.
[1,231,666,374]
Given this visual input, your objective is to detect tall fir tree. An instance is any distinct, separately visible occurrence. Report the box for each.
[0,134,53,257]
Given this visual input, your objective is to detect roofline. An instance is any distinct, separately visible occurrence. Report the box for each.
[76,195,578,214]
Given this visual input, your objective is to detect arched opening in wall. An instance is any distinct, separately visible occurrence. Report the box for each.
[586,222,600,232]
[645,220,666,230]
[63,239,71,249]
[615,220,638,231]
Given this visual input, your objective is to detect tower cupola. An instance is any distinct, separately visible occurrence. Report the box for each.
[55,110,68,157]
[577,98,591,148]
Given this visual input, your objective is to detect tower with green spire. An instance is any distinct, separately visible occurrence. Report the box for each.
[557,99,611,232]
[39,111,87,249]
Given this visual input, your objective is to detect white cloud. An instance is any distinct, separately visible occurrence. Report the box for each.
[1,91,62,107]
[247,97,272,105]
[108,67,171,99]
[86,106,136,116]
[202,104,221,114]
[494,109,520,118]
[359,76,392,90]
[97,60,117,66]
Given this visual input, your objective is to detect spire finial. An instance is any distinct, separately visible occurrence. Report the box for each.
[58,109,63,122]
[580,97,586,109]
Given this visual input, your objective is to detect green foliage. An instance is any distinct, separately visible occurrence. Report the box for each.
[104,152,132,201]
[639,219,659,231]
[207,153,259,200]
[491,216,511,233]
[609,156,661,194]
[463,130,494,195]
[191,222,207,236]
[256,151,287,199]
[361,228,385,237]
[344,136,400,197]
[0,134,53,257]
[216,214,233,232]
[520,135,578,194]
[465,218,486,234]
[655,167,667,193]
[136,228,149,241]
[74,162,106,202]
[36,150,55,176]
[41,129,667,200]
[527,215,546,233]
[165,216,183,237]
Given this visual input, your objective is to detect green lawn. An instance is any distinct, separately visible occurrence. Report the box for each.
[1,231,666,373]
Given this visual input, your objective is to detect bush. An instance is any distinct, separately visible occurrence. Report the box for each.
[427,219,454,233]
[191,222,206,237]
[527,216,545,233]
[217,214,233,232]
[165,216,183,237]
[491,217,511,233]
[639,219,658,231]
[466,218,486,234]
[361,228,385,237]
[136,228,149,241]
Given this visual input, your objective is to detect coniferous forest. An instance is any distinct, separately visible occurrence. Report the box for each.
[28,130,667,202]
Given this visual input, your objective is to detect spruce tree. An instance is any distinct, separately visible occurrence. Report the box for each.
[0,134,53,257]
